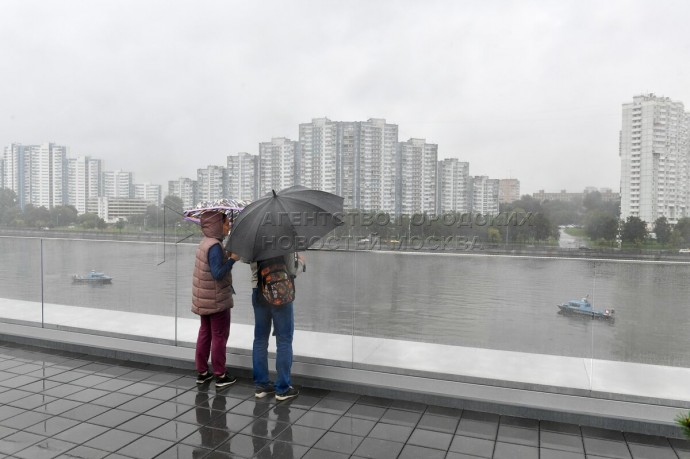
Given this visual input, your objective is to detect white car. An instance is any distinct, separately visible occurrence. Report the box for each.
[679,248,690,253]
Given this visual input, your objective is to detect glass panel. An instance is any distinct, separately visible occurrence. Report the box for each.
[175,239,356,368]
[0,236,43,326]
[41,237,175,343]
[353,247,597,394]
[591,259,690,402]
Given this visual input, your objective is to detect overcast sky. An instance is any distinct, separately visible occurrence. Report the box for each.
[2,0,689,195]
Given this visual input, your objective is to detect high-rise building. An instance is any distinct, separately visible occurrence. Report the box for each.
[102,170,133,199]
[299,118,337,194]
[196,165,225,202]
[3,143,67,209]
[134,183,162,206]
[258,138,299,197]
[397,138,438,215]
[227,152,259,201]
[437,158,470,214]
[0,157,4,190]
[168,177,197,209]
[67,156,102,214]
[620,94,690,224]
[471,176,500,215]
[498,179,520,204]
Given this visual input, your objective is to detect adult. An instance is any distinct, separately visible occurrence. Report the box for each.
[251,253,305,400]
[192,211,238,388]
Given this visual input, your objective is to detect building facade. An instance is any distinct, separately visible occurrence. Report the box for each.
[133,183,162,206]
[397,138,438,215]
[67,156,102,214]
[471,176,500,215]
[498,179,520,204]
[299,118,337,194]
[258,139,298,197]
[196,166,225,203]
[102,170,133,199]
[2,143,67,209]
[620,94,690,224]
[437,158,470,214]
[168,177,197,209]
[227,152,258,201]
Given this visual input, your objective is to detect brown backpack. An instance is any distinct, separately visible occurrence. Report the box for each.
[258,256,295,306]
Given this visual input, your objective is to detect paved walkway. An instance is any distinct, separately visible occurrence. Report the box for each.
[0,342,688,459]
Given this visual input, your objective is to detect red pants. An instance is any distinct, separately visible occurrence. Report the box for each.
[195,309,231,376]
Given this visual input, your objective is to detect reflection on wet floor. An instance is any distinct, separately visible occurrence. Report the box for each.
[0,341,688,458]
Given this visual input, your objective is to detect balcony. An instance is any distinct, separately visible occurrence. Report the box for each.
[1,234,690,455]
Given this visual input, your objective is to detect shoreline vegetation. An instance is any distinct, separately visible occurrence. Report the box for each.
[3,227,689,262]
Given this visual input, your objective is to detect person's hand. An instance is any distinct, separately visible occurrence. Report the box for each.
[229,252,241,261]
[297,254,305,262]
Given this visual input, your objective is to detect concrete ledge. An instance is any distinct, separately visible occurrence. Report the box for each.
[0,321,686,439]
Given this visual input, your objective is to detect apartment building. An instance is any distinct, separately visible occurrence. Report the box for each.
[498,179,520,204]
[397,138,438,215]
[620,94,690,224]
[196,166,225,203]
[471,175,500,215]
[67,156,102,214]
[258,139,298,197]
[299,118,337,194]
[437,158,470,214]
[226,152,258,201]
[102,170,133,199]
[168,177,197,209]
[134,183,162,206]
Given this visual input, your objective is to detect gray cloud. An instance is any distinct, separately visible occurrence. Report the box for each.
[1,0,689,194]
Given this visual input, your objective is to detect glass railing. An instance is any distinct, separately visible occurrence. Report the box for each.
[2,234,690,405]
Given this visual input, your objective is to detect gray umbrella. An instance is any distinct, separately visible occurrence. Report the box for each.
[225,185,344,261]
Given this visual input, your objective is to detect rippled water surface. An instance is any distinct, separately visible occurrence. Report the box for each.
[2,236,690,367]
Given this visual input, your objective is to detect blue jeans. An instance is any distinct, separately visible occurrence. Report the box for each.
[252,288,294,394]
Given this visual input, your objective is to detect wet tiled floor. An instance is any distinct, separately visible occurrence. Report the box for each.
[0,341,688,458]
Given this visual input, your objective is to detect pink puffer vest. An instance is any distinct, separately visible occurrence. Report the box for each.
[191,237,234,315]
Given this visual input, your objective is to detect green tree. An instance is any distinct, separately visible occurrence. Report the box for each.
[620,216,647,244]
[49,205,78,228]
[674,217,690,245]
[653,216,671,245]
[115,218,126,232]
[584,211,619,241]
[0,188,19,225]
[78,212,106,229]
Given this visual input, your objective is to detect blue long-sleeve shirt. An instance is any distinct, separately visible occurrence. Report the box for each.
[208,244,235,280]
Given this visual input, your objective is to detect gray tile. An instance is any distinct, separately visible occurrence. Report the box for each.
[409,428,454,453]
[356,396,394,408]
[397,444,446,459]
[59,445,110,458]
[240,418,290,440]
[540,447,586,459]
[116,414,169,435]
[87,408,138,428]
[91,392,137,408]
[258,404,307,424]
[449,434,494,457]
[417,413,459,433]
[493,441,539,459]
[497,424,539,447]
[279,394,321,410]
[42,383,83,398]
[63,388,111,403]
[54,422,110,444]
[140,386,188,401]
[147,420,199,442]
[25,416,80,436]
[301,448,350,459]
[628,442,679,459]
[425,405,462,418]
[379,408,422,427]
[0,430,46,455]
[13,437,77,459]
[389,400,427,412]
[92,379,135,392]
[352,437,404,459]
[145,401,194,419]
[276,425,326,447]
[214,432,269,457]
[345,403,388,422]
[540,430,584,453]
[117,381,158,396]
[583,436,632,459]
[116,396,164,413]
[154,442,212,459]
[209,412,255,432]
[33,398,83,416]
[180,426,232,449]
[313,431,363,455]
[256,441,310,459]
[0,410,51,429]
[7,393,56,410]
[368,422,413,443]
[116,435,175,459]
[295,410,340,430]
[311,397,355,415]
[229,399,273,417]
[501,415,539,429]
[330,416,376,437]
[84,429,140,452]
[456,418,498,440]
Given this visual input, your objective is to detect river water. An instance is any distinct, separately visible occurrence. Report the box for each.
[2,236,689,367]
